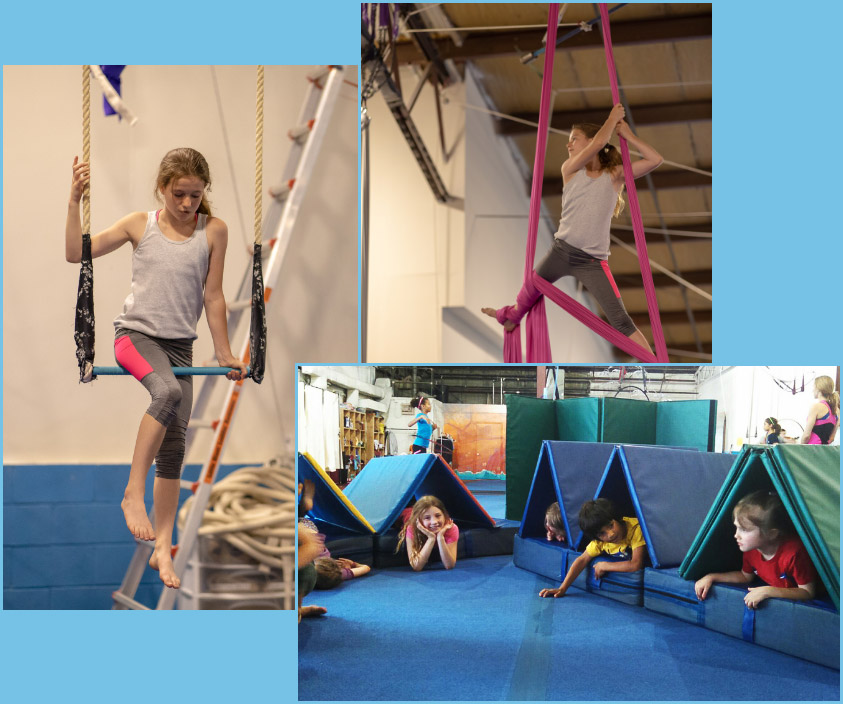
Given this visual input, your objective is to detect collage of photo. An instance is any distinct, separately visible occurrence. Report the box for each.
[1,2,840,703]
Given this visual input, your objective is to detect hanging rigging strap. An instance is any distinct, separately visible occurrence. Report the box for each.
[498,4,666,363]
[598,3,668,361]
[249,64,267,384]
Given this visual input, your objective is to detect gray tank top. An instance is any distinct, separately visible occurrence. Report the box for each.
[554,168,618,259]
[113,211,209,340]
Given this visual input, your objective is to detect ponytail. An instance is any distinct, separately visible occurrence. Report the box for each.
[814,375,839,416]
[765,417,782,435]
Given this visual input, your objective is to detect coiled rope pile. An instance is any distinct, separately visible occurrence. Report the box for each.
[177,458,296,573]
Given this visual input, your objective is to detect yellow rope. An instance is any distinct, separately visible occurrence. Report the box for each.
[254,65,264,246]
[82,65,91,233]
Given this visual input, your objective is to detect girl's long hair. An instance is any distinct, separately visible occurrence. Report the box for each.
[814,375,840,416]
[571,122,625,217]
[155,147,212,216]
[396,495,451,556]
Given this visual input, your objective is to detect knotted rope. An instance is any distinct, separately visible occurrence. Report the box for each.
[254,64,264,247]
[82,65,91,233]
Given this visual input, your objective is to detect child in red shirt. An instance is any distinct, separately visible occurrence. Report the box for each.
[694,490,817,609]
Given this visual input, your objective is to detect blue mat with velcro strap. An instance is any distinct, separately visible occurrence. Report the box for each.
[565,547,645,605]
[644,567,839,669]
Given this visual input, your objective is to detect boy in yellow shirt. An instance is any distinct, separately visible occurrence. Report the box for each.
[539,498,647,598]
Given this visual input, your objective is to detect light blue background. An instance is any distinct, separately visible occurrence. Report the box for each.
[2,1,841,702]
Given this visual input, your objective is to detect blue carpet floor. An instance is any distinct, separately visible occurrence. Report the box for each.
[299,555,839,701]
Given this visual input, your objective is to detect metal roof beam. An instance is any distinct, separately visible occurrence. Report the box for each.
[395,14,712,64]
[611,269,712,289]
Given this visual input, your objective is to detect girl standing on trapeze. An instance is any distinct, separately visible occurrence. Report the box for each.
[65,148,248,589]
[482,104,662,354]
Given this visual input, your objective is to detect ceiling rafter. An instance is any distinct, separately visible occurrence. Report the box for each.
[496,100,711,136]
[395,14,712,64]
[541,168,711,196]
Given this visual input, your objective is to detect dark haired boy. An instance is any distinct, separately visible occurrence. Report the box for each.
[539,498,646,598]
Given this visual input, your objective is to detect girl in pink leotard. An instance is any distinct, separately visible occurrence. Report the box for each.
[800,375,839,445]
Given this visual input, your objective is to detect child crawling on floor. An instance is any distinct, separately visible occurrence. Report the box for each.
[694,490,817,609]
[539,498,646,598]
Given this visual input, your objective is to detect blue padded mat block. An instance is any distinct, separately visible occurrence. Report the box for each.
[323,534,374,564]
[463,525,517,557]
[512,535,566,582]
[644,567,840,669]
[373,527,514,568]
[565,548,644,606]
[373,532,413,568]
[344,454,495,533]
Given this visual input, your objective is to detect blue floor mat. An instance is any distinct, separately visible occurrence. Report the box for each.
[299,555,839,701]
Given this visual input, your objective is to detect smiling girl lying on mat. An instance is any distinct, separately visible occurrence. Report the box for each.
[396,496,458,571]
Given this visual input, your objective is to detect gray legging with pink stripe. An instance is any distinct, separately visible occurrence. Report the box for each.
[114,328,193,479]
[501,237,635,335]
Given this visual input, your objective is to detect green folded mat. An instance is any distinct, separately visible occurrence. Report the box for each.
[679,445,840,610]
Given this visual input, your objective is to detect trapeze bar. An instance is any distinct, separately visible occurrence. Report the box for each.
[92,366,250,376]
[522,3,628,64]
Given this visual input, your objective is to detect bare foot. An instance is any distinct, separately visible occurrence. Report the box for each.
[149,547,180,589]
[481,307,518,332]
[121,496,156,541]
[299,605,327,623]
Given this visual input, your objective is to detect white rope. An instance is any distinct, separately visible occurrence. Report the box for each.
[612,223,711,238]
[89,65,138,126]
[609,234,713,301]
[177,459,295,578]
[664,347,712,361]
[403,22,582,33]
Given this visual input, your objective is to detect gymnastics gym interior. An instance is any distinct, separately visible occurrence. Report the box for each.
[2,64,357,610]
[362,3,712,365]
[298,365,839,701]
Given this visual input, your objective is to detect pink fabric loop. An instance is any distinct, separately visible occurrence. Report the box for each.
[503,326,523,364]
[499,4,667,364]
[502,3,559,365]
[532,273,657,362]
[598,3,668,362]
[495,305,518,325]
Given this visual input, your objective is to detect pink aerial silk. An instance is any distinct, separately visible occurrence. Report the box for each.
[498,3,667,363]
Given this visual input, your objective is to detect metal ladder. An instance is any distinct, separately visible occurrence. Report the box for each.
[112,66,345,610]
